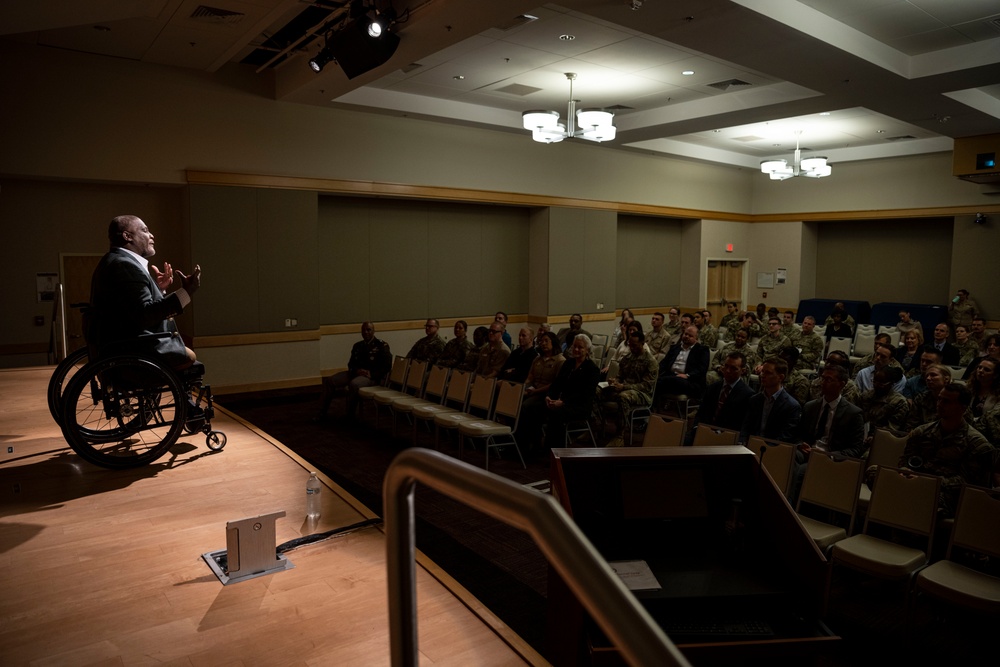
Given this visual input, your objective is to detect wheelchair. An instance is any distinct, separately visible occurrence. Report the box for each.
[49,337,226,469]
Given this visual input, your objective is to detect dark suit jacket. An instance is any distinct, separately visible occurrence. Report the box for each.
[657,342,711,397]
[88,247,188,365]
[547,357,600,419]
[928,341,961,366]
[693,378,754,432]
[799,397,866,459]
[741,388,802,444]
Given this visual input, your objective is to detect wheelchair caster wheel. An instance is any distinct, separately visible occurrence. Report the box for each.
[206,431,227,451]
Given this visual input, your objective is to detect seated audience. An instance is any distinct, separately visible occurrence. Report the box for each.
[475,321,511,377]
[689,350,754,442]
[533,322,552,352]
[656,325,710,402]
[855,343,906,394]
[599,330,658,447]
[824,310,853,342]
[954,324,979,366]
[543,334,600,450]
[857,366,910,437]
[824,302,856,330]
[927,322,960,365]
[852,332,894,377]
[317,321,392,420]
[460,326,490,371]
[962,334,1000,381]
[780,311,798,340]
[756,316,793,368]
[755,302,767,322]
[719,302,741,332]
[897,382,998,517]
[500,327,537,382]
[494,311,513,348]
[894,329,924,377]
[808,351,860,405]
[707,327,759,386]
[695,310,718,349]
[517,331,565,449]
[896,308,923,341]
[967,356,999,422]
[741,357,802,444]
[663,307,682,341]
[407,318,446,363]
[906,364,952,431]
[970,317,988,353]
[556,313,591,352]
[725,311,763,342]
[646,312,671,361]
[902,347,944,398]
[607,308,635,352]
[437,320,473,368]
[779,346,811,407]
[794,316,825,372]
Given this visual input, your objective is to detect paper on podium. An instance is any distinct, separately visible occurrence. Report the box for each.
[609,560,661,591]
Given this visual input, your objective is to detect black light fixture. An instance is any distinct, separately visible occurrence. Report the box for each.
[307,44,335,73]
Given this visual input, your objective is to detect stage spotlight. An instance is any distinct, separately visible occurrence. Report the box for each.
[328,17,399,79]
[308,46,334,73]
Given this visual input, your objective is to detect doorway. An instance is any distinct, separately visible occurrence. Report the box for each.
[706,259,746,324]
[60,254,102,353]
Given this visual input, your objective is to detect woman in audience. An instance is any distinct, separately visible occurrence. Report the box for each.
[967,356,999,419]
[543,334,600,449]
[962,333,1000,380]
[907,363,952,430]
[517,332,566,449]
[954,324,980,366]
[437,320,473,368]
[824,310,853,342]
[719,302,741,332]
[894,329,924,376]
[607,307,635,352]
[603,320,646,373]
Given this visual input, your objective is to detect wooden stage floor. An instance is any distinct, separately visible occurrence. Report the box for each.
[0,366,541,666]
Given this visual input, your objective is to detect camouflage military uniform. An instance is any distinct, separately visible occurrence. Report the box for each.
[724,322,763,342]
[784,370,812,407]
[646,328,670,359]
[598,349,658,436]
[810,375,860,406]
[794,331,825,372]
[707,343,760,386]
[699,324,719,350]
[757,334,793,361]
[898,420,997,516]
[858,389,910,435]
[719,312,740,332]
[781,323,798,340]
[437,337,473,368]
[406,334,446,363]
[956,340,980,366]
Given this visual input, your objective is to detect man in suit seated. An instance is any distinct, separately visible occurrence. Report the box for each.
[790,363,866,500]
[687,350,754,443]
[927,322,961,366]
[656,325,710,406]
[741,357,802,445]
[88,215,201,369]
[555,313,591,352]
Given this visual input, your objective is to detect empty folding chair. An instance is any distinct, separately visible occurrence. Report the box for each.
[357,356,409,420]
[795,451,865,554]
[914,485,1000,614]
[751,437,797,498]
[458,381,526,470]
[692,424,740,447]
[373,359,427,429]
[434,375,497,448]
[411,369,472,446]
[643,415,684,447]
[859,428,908,512]
[387,364,450,437]
[830,467,940,598]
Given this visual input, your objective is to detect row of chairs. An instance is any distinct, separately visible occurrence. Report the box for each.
[356,356,527,470]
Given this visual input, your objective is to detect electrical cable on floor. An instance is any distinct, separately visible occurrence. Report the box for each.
[276,517,383,555]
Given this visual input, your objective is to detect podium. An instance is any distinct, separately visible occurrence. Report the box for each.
[547,446,838,666]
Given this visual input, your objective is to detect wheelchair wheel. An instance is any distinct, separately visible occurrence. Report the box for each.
[206,431,227,451]
[60,354,187,469]
[47,346,89,424]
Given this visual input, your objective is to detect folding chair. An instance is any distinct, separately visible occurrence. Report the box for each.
[643,415,684,447]
[434,375,497,448]
[357,356,409,421]
[373,359,427,429]
[411,369,472,446]
[691,424,740,446]
[859,428,909,512]
[388,364,450,437]
[750,437,797,498]
[795,451,865,553]
[458,381,527,470]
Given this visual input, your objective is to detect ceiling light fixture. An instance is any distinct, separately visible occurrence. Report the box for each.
[759,132,831,180]
[522,73,616,144]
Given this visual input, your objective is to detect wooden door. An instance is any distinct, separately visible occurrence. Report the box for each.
[60,254,102,354]
[706,260,745,323]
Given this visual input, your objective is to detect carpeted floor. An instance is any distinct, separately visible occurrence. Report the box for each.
[218,386,991,666]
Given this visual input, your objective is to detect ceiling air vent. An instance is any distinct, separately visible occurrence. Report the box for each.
[190,5,246,26]
[495,14,539,31]
[401,63,423,74]
[707,78,752,92]
[885,135,917,141]
[496,83,542,96]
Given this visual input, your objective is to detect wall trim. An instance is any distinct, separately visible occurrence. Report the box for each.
[186,170,1000,222]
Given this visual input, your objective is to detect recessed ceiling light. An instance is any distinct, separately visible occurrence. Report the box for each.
[682,70,695,76]
[819,112,831,116]
[453,75,464,80]
[876,129,885,133]
[559,34,575,41]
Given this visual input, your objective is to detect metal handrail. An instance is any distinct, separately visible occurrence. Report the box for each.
[51,283,68,362]
[384,448,691,667]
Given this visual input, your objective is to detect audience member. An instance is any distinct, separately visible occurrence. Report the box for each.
[906,364,952,431]
[599,330,658,447]
[755,302,767,321]
[741,357,802,444]
[897,382,997,517]
[794,316,824,372]
[500,327,537,382]
[779,346,811,407]
[808,351,860,405]
[461,326,489,370]
[437,320,473,368]
[707,327,759,385]
[668,312,694,347]
[927,322,960,365]
[970,317,988,353]
[517,331,565,449]
[780,311,797,340]
[855,343,906,393]
[852,332,894,378]
[696,310,719,349]
[824,302,856,330]
[756,316,793,366]
[857,366,910,437]
[719,302,741,332]
[475,321,511,377]
[317,321,392,420]
[902,347,944,398]
[663,307,682,341]
[494,311,513,348]
[543,334,600,450]
[608,308,635,352]
[556,313,591,352]
[656,325,710,403]
[896,309,923,341]
[963,334,1000,381]
[689,351,754,442]
[646,312,670,361]
[533,322,552,352]
[726,311,763,342]
[407,319,446,362]
[954,324,979,366]
[967,356,999,422]
[947,289,977,332]
[894,329,924,376]
[824,310,853,342]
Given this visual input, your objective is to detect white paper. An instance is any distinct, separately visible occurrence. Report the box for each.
[609,560,661,591]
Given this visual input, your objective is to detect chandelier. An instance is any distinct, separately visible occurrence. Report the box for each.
[522,73,616,144]
[759,133,831,180]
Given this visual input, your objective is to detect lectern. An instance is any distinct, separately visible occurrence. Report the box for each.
[547,446,837,666]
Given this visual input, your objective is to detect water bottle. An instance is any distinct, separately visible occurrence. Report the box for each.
[306,472,322,519]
